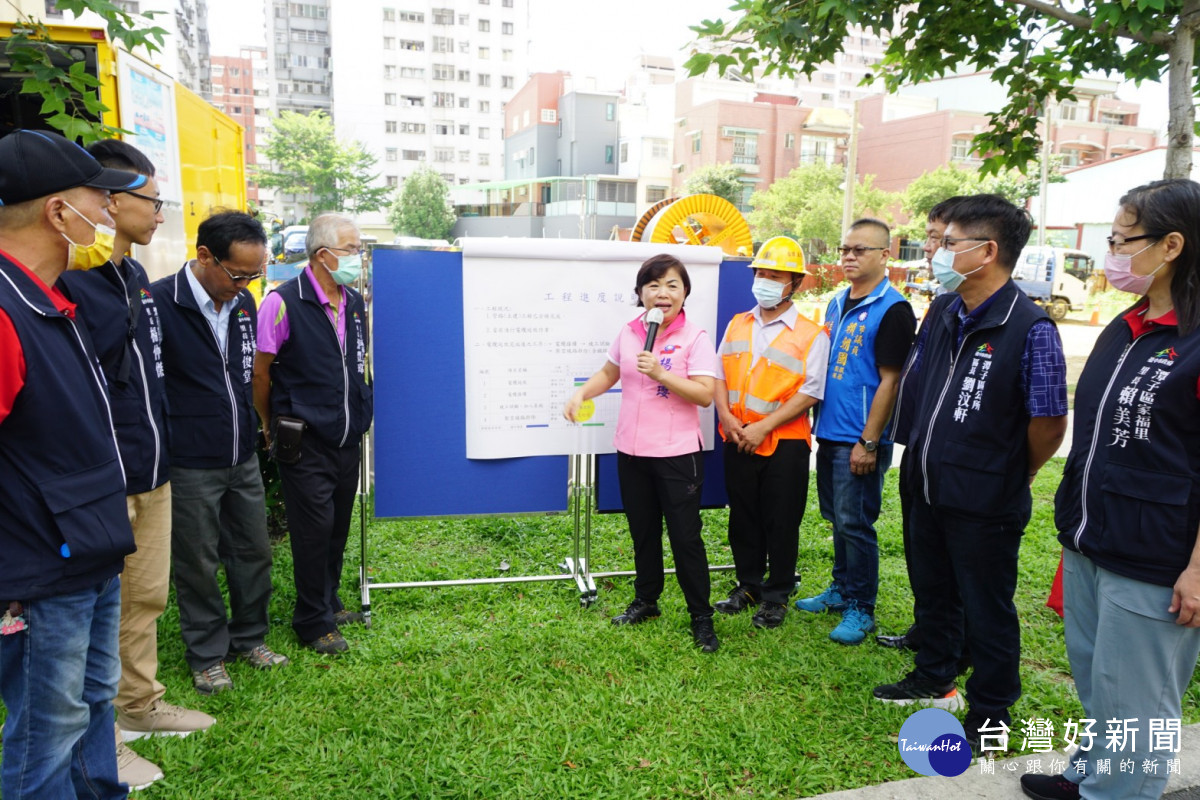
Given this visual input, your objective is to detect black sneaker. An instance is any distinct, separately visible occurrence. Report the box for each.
[751,601,787,629]
[691,615,719,652]
[875,633,917,650]
[334,609,365,627]
[872,672,964,711]
[714,584,757,615]
[611,598,661,626]
[304,631,349,655]
[1019,773,1080,800]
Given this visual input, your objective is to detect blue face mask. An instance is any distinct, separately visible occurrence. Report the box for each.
[752,276,788,309]
[930,242,986,292]
[328,252,363,286]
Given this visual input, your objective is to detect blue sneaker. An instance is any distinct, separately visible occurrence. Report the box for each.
[794,583,847,613]
[829,600,875,645]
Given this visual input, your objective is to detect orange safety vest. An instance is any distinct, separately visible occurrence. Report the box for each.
[719,311,823,456]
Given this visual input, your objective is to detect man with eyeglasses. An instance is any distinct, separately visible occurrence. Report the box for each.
[796,219,915,645]
[254,212,372,655]
[151,210,289,698]
[872,194,1067,756]
[57,139,213,790]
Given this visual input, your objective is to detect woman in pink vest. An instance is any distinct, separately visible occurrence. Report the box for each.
[563,254,721,652]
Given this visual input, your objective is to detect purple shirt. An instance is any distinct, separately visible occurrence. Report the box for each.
[257,265,346,354]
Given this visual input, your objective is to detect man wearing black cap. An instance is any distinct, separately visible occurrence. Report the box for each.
[0,128,145,799]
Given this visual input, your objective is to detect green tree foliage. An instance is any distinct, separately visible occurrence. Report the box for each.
[686,0,1200,179]
[388,164,457,240]
[682,163,746,206]
[896,159,1067,239]
[3,0,167,143]
[255,111,391,217]
[748,162,899,261]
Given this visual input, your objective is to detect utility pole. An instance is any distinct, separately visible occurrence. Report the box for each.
[841,99,860,239]
[1037,101,1053,247]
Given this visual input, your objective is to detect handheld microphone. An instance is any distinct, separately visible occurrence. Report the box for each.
[643,308,664,352]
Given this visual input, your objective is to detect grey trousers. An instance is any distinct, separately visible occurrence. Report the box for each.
[171,461,273,671]
[1063,547,1200,799]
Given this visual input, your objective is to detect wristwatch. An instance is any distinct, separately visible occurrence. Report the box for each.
[857,437,878,453]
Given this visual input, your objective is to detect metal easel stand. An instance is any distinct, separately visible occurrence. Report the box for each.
[562,451,598,606]
[357,447,599,610]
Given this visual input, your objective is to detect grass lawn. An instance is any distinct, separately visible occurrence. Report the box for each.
[15,458,1200,798]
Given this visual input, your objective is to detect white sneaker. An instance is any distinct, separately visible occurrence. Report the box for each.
[116,739,163,790]
[118,698,216,741]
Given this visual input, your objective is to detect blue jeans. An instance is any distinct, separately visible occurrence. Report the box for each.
[0,577,126,800]
[816,440,892,612]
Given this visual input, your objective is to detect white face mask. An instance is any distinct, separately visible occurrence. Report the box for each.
[752,276,788,309]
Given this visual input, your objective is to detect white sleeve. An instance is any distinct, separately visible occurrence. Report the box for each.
[798,329,831,400]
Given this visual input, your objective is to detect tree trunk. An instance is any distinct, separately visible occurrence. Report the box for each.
[1164,1,1200,179]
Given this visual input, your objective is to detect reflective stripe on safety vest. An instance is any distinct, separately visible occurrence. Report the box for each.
[719,310,822,456]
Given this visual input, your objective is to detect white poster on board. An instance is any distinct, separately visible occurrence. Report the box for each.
[462,239,724,459]
[115,50,183,205]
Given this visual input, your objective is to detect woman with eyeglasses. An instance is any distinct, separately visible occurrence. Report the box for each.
[1023,179,1200,800]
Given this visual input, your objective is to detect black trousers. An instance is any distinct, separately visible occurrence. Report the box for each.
[897,449,920,646]
[616,451,712,618]
[909,494,1024,716]
[278,434,361,642]
[723,438,810,604]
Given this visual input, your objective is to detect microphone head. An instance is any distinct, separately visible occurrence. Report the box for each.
[645,308,664,326]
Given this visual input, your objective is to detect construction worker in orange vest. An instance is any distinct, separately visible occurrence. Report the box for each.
[713,236,831,630]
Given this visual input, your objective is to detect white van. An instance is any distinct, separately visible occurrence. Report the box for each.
[1012,245,1096,321]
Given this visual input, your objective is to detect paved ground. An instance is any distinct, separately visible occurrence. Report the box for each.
[809,724,1200,799]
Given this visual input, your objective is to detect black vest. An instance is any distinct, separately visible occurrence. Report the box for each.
[59,257,168,493]
[269,274,372,448]
[0,255,134,599]
[1055,306,1200,586]
[151,264,258,469]
[907,281,1050,521]
[891,292,957,447]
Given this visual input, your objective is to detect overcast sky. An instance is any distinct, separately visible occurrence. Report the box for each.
[203,0,1170,130]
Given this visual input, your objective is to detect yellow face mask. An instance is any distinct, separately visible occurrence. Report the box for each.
[60,200,116,271]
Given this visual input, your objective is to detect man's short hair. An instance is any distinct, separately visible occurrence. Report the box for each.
[848,217,890,246]
[86,139,156,178]
[306,213,358,258]
[941,194,1032,270]
[196,210,267,261]
[928,196,968,225]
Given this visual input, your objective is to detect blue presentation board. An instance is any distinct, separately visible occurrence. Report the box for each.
[372,245,753,518]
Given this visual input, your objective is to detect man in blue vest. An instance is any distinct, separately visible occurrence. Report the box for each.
[796,218,915,644]
[151,211,289,697]
[872,194,1068,753]
[255,212,373,655]
[0,129,143,799]
[59,139,214,790]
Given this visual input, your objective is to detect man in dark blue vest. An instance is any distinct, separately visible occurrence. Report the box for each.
[255,212,372,655]
[59,139,214,791]
[797,218,915,645]
[872,194,1068,753]
[151,211,289,696]
[0,129,143,799]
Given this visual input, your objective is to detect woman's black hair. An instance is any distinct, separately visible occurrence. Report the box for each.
[1118,178,1200,335]
[634,254,691,307]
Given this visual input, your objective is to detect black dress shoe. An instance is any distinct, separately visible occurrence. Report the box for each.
[611,598,661,626]
[875,633,916,650]
[691,615,719,652]
[714,584,757,615]
[1019,773,1080,800]
[751,601,787,629]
